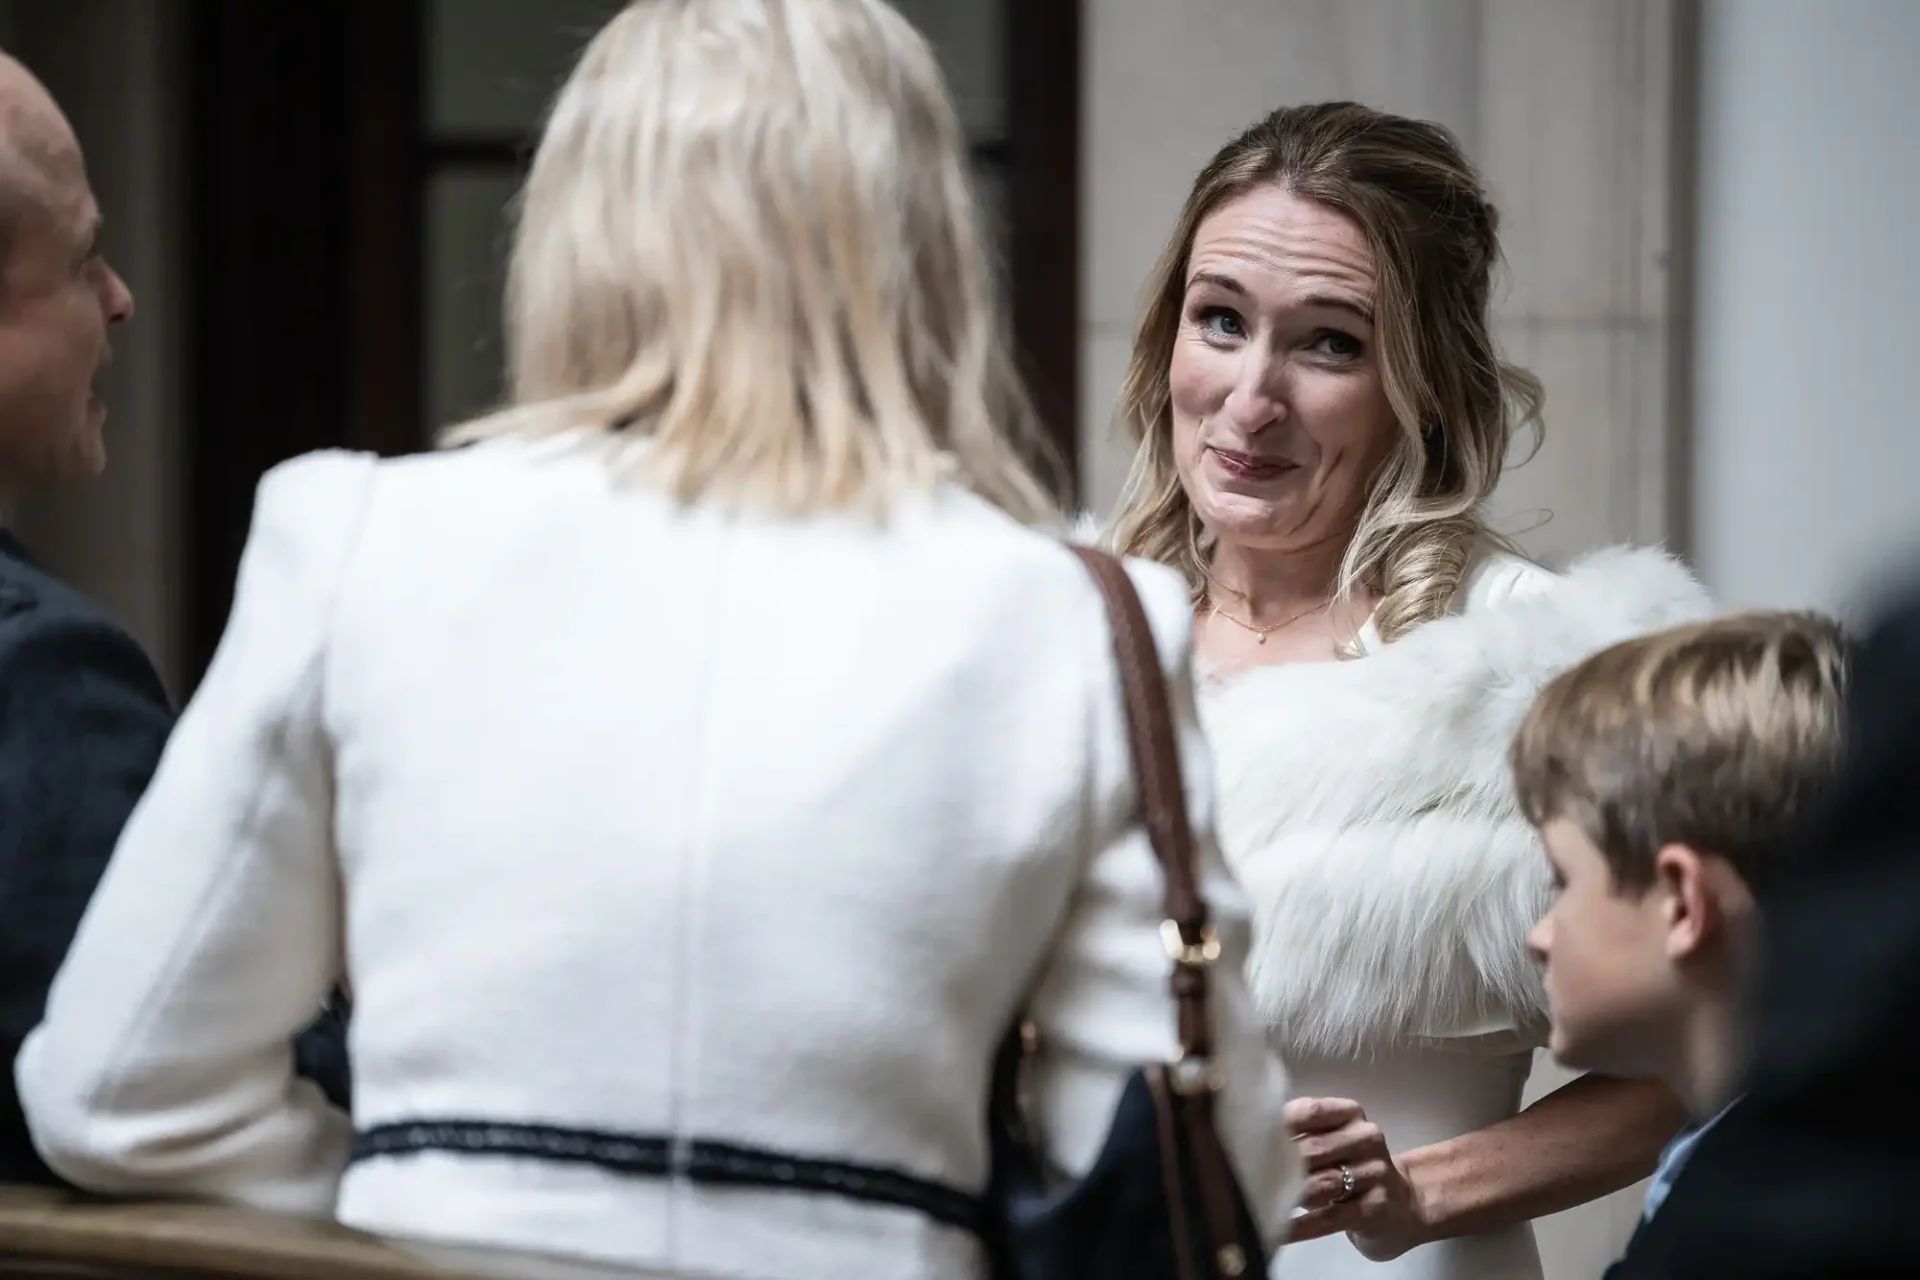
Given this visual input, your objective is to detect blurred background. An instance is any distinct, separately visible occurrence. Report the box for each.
[1,2,1916,1273]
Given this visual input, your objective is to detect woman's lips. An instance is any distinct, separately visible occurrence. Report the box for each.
[1209,446,1293,480]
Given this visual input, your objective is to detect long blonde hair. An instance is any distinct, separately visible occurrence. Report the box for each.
[444,0,1057,523]
[1109,102,1543,641]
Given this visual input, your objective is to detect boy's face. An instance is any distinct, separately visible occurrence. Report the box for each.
[1527,818,1685,1075]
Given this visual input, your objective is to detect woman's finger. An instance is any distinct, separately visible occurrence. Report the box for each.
[1293,1157,1392,1210]
[1295,1117,1390,1169]
[1286,1201,1367,1244]
[1284,1096,1365,1135]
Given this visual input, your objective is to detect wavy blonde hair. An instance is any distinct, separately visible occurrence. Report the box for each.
[444,0,1057,523]
[1109,102,1543,641]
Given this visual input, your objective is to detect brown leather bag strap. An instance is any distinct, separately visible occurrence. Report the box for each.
[1072,549,1253,1277]
[1069,548,1215,1066]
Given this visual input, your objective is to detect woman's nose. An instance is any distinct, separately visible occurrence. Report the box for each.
[1220,359,1284,433]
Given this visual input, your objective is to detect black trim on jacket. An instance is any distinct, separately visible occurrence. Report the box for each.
[351,1118,985,1235]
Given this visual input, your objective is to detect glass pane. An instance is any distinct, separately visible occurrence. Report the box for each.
[890,0,1006,143]
[426,0,628,138]
[424,168,521,440]
[974,160,1009,280]
[427,0,1004,144]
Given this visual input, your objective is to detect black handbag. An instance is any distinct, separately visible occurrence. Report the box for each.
[986,546,1269,1280]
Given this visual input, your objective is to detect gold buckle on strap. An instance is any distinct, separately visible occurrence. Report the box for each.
[1167,1046,1225,1096]
[1160,919,1220,967]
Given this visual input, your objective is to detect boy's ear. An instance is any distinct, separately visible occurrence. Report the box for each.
[1653,842,1715,959]
[1653,842,1751,961]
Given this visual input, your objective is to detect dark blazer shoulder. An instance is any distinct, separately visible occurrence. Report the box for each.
[0,534,46,623]
[0,537,168,697]
[5,536,94,608]
[0,533,179,1185]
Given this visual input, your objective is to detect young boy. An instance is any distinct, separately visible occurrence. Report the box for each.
[1511,611,1847,1246]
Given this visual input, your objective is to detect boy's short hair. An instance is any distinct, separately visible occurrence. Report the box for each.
[1512,611,1848,892]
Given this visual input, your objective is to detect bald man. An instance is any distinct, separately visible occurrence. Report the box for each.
[0,51,172,1187]
[0,50,177,1188]
[0,53,345,1186]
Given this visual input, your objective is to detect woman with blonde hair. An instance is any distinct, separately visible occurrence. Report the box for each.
[1102,102,1713,1279]
[16,2,1297,1275]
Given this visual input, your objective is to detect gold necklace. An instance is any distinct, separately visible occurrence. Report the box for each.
[1205,595,1328,644]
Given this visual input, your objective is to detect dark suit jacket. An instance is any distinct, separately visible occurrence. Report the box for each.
[0,530,348,1185]
[1609,576,1920,1277]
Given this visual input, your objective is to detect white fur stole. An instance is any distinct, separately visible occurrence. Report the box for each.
[1197,547,1713,1060]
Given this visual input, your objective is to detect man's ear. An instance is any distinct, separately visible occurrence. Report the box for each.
[1652,842,1719,961]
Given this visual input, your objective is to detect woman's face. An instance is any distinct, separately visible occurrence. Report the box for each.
[1168,185,1399,556]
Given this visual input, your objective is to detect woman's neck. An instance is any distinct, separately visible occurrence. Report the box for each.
[1206,534,1348,623]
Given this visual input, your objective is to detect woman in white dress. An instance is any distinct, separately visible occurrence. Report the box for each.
[1103,102,1714,1279]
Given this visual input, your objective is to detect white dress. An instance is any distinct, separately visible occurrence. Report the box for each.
[1197,546,1712,1280]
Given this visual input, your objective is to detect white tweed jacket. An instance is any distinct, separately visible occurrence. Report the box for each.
[17,438,1298,1278]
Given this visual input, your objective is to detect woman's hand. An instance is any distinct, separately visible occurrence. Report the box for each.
[1285,1096,1432,1261]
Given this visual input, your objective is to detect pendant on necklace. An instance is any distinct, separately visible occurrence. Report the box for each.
[1257,633,1267,644]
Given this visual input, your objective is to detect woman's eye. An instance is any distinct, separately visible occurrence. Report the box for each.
[1311,329,1363,359]
[1197,308,1246,341]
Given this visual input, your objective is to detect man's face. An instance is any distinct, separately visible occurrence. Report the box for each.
[1527,818,1684,1076]
[0,63,135,492]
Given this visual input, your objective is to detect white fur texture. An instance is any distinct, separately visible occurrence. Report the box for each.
[1199,546,1713,1060]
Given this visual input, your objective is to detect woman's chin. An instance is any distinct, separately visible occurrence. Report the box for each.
[1195,495,1307,548]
